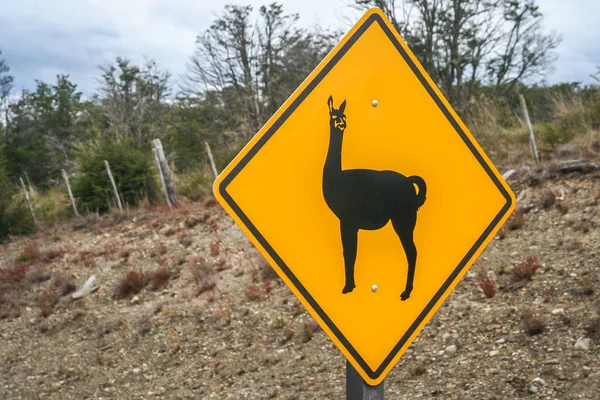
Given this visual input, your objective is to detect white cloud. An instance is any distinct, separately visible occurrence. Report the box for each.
[0,0,598,96]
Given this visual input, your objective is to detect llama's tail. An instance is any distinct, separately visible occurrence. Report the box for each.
[409,176,427,209]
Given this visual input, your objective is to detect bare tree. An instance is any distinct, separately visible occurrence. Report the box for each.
[183,3,338,136]
[487,0,561,94]
[350,0,560,110]
[0,50,14,142]
[98,57,171,147]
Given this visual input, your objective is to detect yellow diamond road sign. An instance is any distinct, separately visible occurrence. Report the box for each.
[213,8,515,386]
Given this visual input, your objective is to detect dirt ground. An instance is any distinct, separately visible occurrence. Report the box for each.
[0,164,599,399]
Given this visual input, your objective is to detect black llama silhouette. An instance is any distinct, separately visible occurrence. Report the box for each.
[322,96,427,300]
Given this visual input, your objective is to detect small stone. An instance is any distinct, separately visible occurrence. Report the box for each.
[551,308,565,315]
[528,377,545,394]
[442,333,451,341]
[437,350,445,356]
[495,338,506,344]
[489,350,499,357]
[531,377,546,385]
[130,296,140,305]
[445,345,457,353]
[529,384,539,394]
[133,368,141,374]
[574,337,592,351]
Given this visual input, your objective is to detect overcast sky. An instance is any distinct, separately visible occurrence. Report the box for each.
[1,0,599,96]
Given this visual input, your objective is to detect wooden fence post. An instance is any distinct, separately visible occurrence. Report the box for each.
[152,139,177,206]
[153,147,171,208]
[19,177,36,224]
[205,142,219,180]
[104,160,123,212]
[61,169,79,217]
[519,94,540,166]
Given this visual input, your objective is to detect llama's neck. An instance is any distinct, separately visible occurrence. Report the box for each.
[324,127,343,178]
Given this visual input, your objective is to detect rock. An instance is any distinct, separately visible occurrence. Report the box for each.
[489,350,499,357]
[442,333,451,341]
[130,296,140,305]
[133,368,141,374]
[529,377,546,394]
[445,345,457,353]
[495,338,506,344]
[72,274,97,300]
[551,308,565,315]
[574,337,592,351]
[529,385,539,394]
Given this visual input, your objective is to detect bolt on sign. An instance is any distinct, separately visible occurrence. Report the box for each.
[213,8,515,386]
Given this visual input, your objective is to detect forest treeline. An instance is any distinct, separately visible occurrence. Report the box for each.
[1,0,600,239]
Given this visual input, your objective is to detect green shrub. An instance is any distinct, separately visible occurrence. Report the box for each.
[535,122,574,148]
[33,186,73,223]
[73,140,159,214]
[0,168,35,241]
[177,170,212,201]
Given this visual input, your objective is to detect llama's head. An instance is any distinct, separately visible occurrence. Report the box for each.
[327,96,346,132]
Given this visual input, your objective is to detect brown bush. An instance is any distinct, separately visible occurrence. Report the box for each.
[39,288,59,318]
[244,284,264,301]
[53,272,76,296]
[120,248,133,260]
[507,210,525,231]
[522,310,545,336]
[115,269,148,299]
[300,321,320,343]
[40,247,68,264]
[149,268,171,290]
[16,242,40,264]
[189,257,215,295]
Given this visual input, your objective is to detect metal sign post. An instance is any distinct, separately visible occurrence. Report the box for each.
[347,361,384,400]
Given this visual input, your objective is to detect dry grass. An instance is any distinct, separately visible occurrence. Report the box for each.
[39,288,59,318]
[189,257,216,296]
[0,263,30,283]
[16,242,40,264]
[522,310,545,336]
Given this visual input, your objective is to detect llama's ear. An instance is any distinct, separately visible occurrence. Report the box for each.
[339,99,346,114]
[328,96,334,113]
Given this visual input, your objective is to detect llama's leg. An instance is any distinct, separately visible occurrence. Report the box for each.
[392,213,417,301]
[341,222,358,294]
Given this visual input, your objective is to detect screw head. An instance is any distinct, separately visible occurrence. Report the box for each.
[372,99,378,107]
[371,284,378,292]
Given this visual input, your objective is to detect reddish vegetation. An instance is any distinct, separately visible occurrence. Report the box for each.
[479,278,497,298]
[115,269,148,299]
[149,268,171,290]
[511,256,540,281]
[80,251,96,267]
[210,242,220,256]
[244,284,265,301]
[0,263,30,283]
